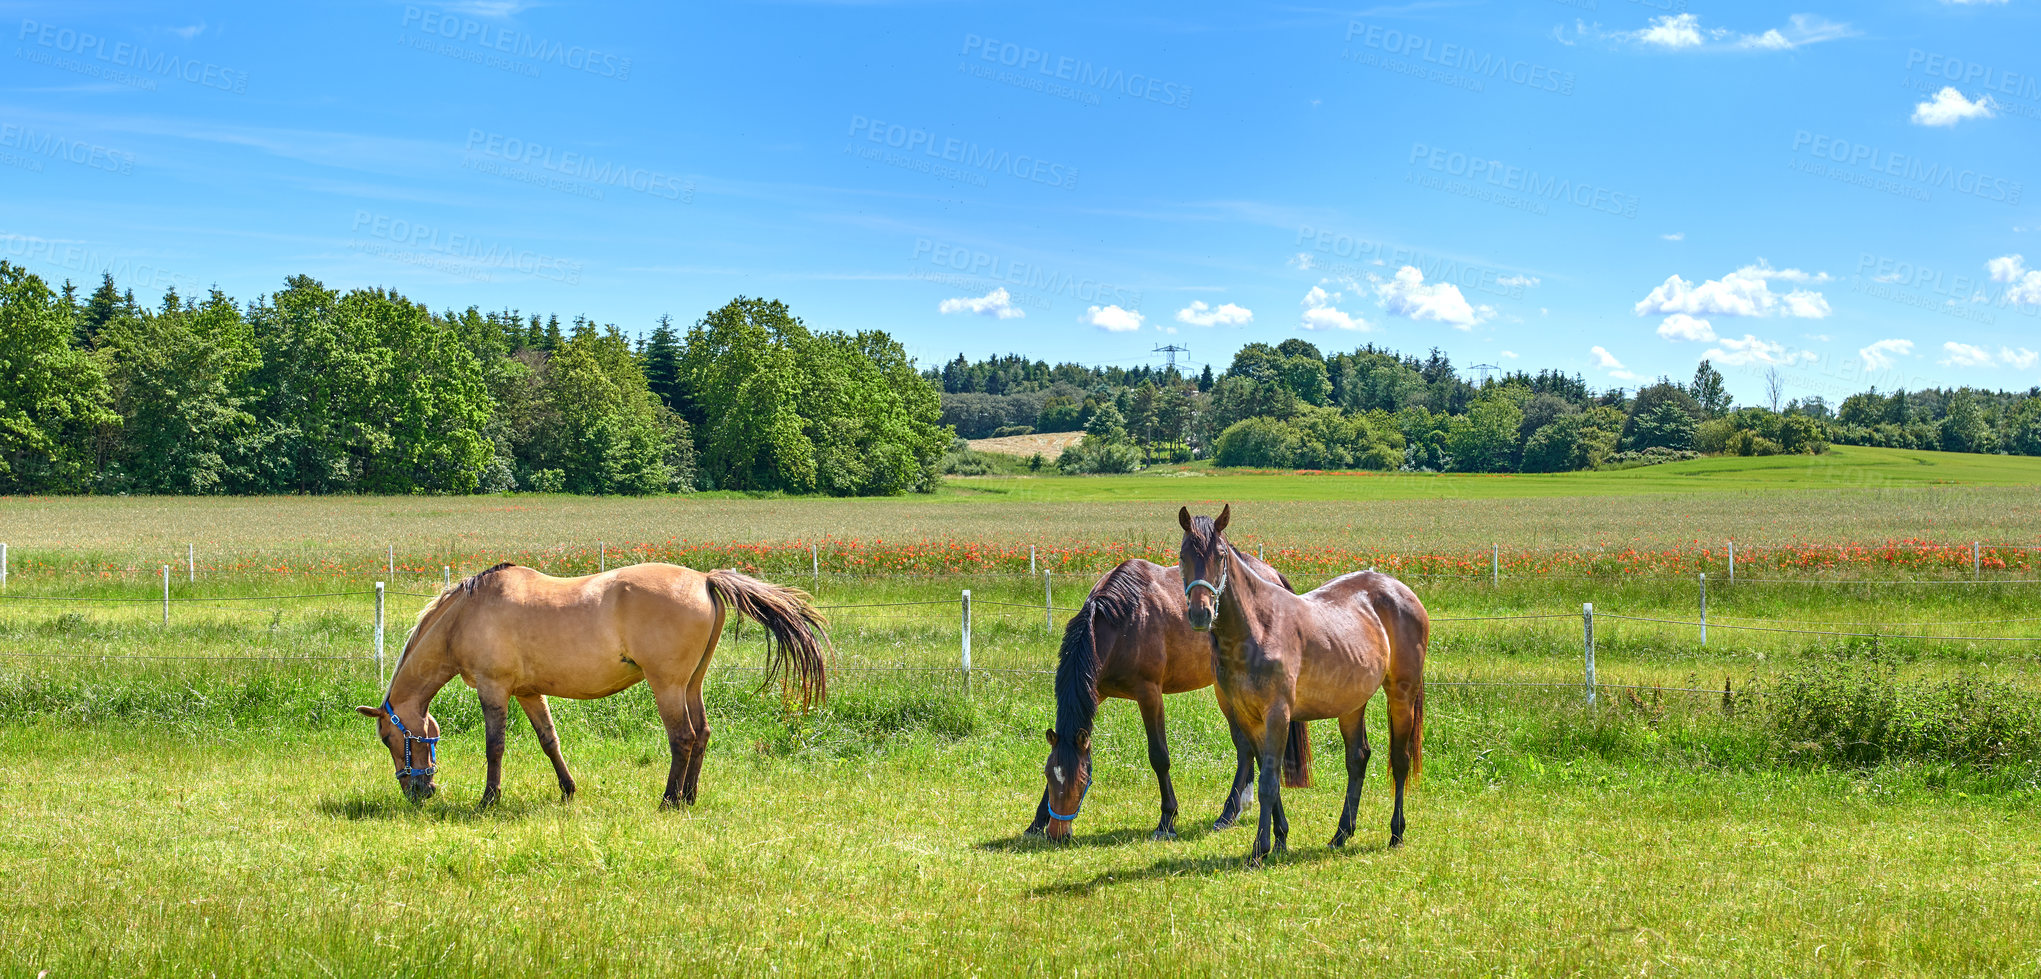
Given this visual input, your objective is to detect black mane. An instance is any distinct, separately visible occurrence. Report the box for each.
[461,562,517,594]
[1053,561,1147,744]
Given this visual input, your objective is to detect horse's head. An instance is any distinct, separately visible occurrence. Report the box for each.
[1039,726,1092,842]
[1177,504,1232,632]
[355,701,440,802]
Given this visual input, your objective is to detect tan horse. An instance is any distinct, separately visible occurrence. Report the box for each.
[1177,506,1428,865]
[1029,556,1312,842]
[354,562,827,808]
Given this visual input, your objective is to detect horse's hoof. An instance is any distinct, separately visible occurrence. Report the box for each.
[1212,817,1236,831]
[1151,828,1178,842]
[1023,826,1047,839]
[1330,832,1351,849]
[1389,834,1404,848]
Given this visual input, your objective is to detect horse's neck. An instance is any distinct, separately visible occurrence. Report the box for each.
[387,618,457,716]
[1217,542,1276,642]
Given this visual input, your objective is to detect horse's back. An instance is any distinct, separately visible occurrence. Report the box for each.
[451,563,722,698]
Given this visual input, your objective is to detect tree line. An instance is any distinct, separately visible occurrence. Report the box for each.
[0,264,948,495]
[935,340,2041,474]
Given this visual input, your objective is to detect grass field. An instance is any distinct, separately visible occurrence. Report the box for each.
[5,454,2041,974]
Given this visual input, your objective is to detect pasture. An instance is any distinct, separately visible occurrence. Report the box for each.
[4,460,2041,975]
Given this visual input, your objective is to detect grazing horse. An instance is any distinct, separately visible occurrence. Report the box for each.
[1177,505,1428,865]
[1030,555,1312,842]
[353,562,827,808]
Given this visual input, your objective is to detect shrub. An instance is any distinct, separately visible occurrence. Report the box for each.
[988,425,1034,438]
[1767,652,2041,770]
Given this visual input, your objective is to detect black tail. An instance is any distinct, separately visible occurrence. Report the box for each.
[705,569,830,710]
[1283,719,1312,788]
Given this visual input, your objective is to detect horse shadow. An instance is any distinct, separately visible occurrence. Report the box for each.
[316,793,569,824]
[1028,841,1388,896]
[978,820,1230,853]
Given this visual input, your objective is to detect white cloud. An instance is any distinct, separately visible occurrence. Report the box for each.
[1497,274,1541,288]
[1637,13,1705,47]
[1703,334,1816,367]
[1500,350,1519,359]
[1082,304,1144,333]
[1941,342,1995,367]
[1803,333,1834,343]
[1661,232,1684,241]
[1912,87,1996,127]
[1860,338,1914,371]
[1299,286,1369,332]
[1987,254,2041,305]
[2002,347,2039,369]
[1175,300,1254,327]
[169,22,206,39]
[1288,252,1315,271]
[1374,266,1493,329]
[938,288,1023,319]
[1589,345,1637,380]
[1633,260,1831,320]
[1594,13,1853,52]
[1656,313,1716,342]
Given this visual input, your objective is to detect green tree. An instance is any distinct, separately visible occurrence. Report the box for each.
[1689,360,1732,417]
[96,288,260,493]
[642,314,683,411]
[1446,394,1524,472]
[0,263,117,491]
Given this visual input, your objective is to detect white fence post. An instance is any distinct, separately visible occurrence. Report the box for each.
[1974,541,1981,577]
[960,589,973,695]
[161,565,170,627]
[1582,602,1596,704]
[375,582,386,686]
[600,541,606,572]
[2,542,8,591]
[387,545,394,580]
[1699,573,1707,646]
[1030,545,1036,575]
[188,543,195,583]
[1728,539,1735,584]
[443,566,451,589]
[1492,544,1499,587]
[1258,543,1264,561]
[1044,570,1054,632]
[811,543,820,594]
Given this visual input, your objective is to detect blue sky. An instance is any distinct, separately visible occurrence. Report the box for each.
[3,0,2038,404]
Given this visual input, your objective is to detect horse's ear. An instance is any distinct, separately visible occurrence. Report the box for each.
[355,705,384,719]
[1178,506,1194,533]
[1077,731,1092,753]
[1214,504,1230,535]
[1044,727,1057,747]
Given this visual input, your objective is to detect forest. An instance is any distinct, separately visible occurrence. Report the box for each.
[5,260,2039,495]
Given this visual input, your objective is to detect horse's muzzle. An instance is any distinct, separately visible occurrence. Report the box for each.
[401,778,437,803]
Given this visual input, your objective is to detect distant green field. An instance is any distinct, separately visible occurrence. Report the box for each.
[946,445,2041,502]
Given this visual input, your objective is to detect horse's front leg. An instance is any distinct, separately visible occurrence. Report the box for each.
[1132,687,1180,840]
[1025,788,1052,837]
[478,690,510,809]
[1214,721,1256,830]
[1250,703,1292,867]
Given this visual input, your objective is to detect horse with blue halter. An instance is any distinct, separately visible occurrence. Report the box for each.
[1030,554,1312,842]
[356,562,827,808]
[1177,505,1428,865]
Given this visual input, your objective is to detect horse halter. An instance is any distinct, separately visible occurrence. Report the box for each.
[1046,772,1090,822]
[1183,545,1230,602]
[382,697,438,779]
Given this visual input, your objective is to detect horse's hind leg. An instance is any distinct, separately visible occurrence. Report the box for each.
[1214,710,1255,830]
[478,688,511,809]
[1386,684,1416,847]
[1133,687,1178,840]
[518,694,576,801]
[679,656,714,805]
[650,680,700,809]
[1330,705,1371,848]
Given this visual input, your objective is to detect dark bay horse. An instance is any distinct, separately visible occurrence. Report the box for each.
[1030,555,1312,842]
[354,562,827,808]
[1178,506,1428,865]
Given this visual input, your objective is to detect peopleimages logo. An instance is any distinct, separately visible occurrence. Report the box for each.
[1407,143,1637,217]
[464,130,688,200]
[399,6,630,80]
[1790,130,2021,204]
[958,34,1190,108]
[16,18,248,93]
[0,122,134,175]
[848,115,1079,191]
[1344,21,1574,95]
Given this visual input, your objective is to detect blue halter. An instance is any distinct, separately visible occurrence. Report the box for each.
[1046,773,1090,821]
[383,697,438,779]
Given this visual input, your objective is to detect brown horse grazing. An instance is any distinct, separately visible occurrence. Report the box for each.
[1177,505,1428,865]
[1029,555,1312,843]
[353,562,827,808]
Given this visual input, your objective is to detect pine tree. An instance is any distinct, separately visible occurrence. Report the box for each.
[642,314,683,410]
[543,314,564,352]
[76,272,124,349]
